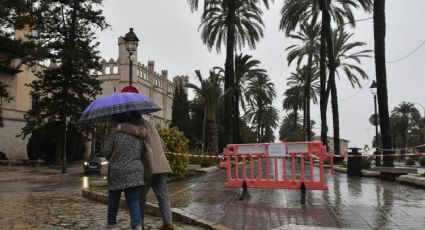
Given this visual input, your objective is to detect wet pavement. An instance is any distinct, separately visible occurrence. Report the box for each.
[0,166,205,230]
[2,162,425,229]
[150,166,425,230]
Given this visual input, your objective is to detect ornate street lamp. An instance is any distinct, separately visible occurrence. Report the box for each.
[370,80,380,166]
[123,28,139,86]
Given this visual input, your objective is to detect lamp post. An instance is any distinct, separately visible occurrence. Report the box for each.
[370,80,381,166]
[62,115,69,174]
[123,28,139,86]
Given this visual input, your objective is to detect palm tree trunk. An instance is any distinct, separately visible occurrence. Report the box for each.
[306,57,313,141]
[206,119,219,154]
[234,88,240,143]
[202,108,207,152]
[224,0,236,146]
[374,0,393,167]
[330,77,340,155]
[319,1,328,150]
[257,110,262,143]
[320,0,339,155]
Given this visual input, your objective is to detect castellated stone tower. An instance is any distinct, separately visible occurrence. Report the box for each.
[173,75,189,94]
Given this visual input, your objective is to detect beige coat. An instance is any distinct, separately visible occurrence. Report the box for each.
[121,118,172,177]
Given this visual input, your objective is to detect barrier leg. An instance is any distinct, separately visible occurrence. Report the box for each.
[300,182,306,204]
[239,181,250,201]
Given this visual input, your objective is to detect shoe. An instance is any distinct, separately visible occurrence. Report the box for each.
[133,225,143,230]
[159,224,174,230]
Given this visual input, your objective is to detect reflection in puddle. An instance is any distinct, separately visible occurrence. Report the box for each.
[82,176,89,189]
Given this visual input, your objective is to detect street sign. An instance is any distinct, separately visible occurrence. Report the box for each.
[369,114,379,126]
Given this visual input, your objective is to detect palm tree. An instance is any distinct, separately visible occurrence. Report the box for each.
[233,53,266,143]
[373,0,392,167]
[187,70,223,154]
[391,102,417,149]
[279,111,304,142]
[280,0,372,150]
[244,73,276,142]
[282,85,303,128]
[189,0,269,146]
[286,22,320,140]
[286,65,320,141]
[329,28,371,155]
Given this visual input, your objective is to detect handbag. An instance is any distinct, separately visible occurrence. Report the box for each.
[100,135,124,176]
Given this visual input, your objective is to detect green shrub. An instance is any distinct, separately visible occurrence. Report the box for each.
[361,157,372,169]
[324,158,331,165]
[405,157,416,166]
[418,156,425,166]
[189,152,220,167]
[157,127,190,176]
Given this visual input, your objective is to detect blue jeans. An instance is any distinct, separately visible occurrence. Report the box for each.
[108,186,142,227]
[140,173,172,225]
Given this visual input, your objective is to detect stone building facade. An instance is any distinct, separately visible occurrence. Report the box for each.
[313,136,350,156]
[96,36,188,127]
[0,30,188,160]
[0,28,43,160]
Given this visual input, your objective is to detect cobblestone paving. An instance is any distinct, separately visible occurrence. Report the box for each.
[0,190,205,230]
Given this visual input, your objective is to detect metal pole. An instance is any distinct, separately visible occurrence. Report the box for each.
[129,55,133,86]
[62,115,68,174]
[374,94,381,166]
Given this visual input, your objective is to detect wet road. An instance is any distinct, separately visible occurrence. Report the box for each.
[0,173,203,230]
[156,165,425,230]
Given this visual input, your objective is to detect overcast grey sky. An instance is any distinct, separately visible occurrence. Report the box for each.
[97,0,425,150]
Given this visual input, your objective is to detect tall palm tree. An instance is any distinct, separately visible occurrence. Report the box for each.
[258,105,279,142]
[282,85,304,128]
[279,111,304,142]
[244,73,276,142]
[189,0,268,146]
[286,22,320,140]
[233,53,266,143]
[194,0,265,146]
[391,102,417,149]
[373,0,392,167]
[329,28,371,155]
[286,65,320,140]
[187,70,223,153]
[280,0,372,150]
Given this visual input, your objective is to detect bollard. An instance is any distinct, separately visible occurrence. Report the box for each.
[239,181,250,200]
[300,182,306,204]
[374,150,381,167]
[347,147,362,177]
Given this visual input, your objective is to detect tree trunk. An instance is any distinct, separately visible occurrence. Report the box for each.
[373,0,393,167]
[319,0,328,150]
[257,109,262,143]
[234,87,240,143]
[306,57,313,141]
[202,108,207,152]
[330,77,340,155]
[206,119,219,154]
[224,0,236,146]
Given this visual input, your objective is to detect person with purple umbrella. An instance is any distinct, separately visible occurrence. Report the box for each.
[102,111,145,230]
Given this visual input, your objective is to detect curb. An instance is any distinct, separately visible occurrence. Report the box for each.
[396,174,425,187]
[82,188,229,230]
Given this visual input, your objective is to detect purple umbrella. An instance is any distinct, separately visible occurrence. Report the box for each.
[78,92,161,124]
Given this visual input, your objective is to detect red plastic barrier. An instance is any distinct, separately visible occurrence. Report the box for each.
[224,142,332,190]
